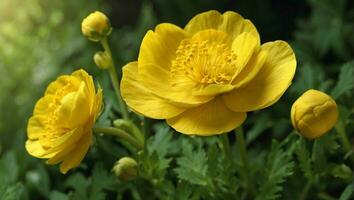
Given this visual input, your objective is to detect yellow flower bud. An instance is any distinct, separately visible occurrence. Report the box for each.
[81,11,112,42]
[112,157,138,181]
[94,51,111,69]
[291,89,338,139]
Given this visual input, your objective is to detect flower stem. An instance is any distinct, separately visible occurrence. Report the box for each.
[299,180,312,200]
[335,124,354,165]
[220,133,231,160]
[93,126,143,149]
[100,37,129,120]
[235,126,252,194]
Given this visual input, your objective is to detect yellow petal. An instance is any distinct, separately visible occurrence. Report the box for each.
[57,82,90,128]
[59,131,92,174]
[223,41,296,112]
[27,116,46,140]
[93,88,103,120]
[231,32,260,78]
[121,62,187,119]
[167,97,246,136]
[41,126,86,157]
[232,49,268,88]
[45,75,80,96]
[139,23,186,70]
[25,140,55,159]
[33,95,54,116]
[184,10,259,41]
[72,69,96,109]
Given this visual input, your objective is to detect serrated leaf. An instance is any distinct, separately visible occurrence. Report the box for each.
[295,138,313,181]
[256,140,294,200]
[149,123,173,158]
[65,173,90,200]
[331,61,354,99]
[175,140,208,186]
[89,163,116,200]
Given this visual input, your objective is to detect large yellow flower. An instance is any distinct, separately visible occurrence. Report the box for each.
[121,10,296,136]
[26,69,103,173]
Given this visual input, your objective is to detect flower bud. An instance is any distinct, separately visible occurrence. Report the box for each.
[81,11,112,42]
[291,89,338,139]
[94,51,111,69]
[112,157,138,181]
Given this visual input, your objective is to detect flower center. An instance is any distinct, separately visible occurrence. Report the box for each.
[171,36,237,86]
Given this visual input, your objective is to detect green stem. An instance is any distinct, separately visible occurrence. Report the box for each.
[235,126,252,194]
[220,133,231,160]
[335,124,354,165]
[143,117,150,151]
[100,37,129,120]
[93,126,143,149]
[299,180,312,200]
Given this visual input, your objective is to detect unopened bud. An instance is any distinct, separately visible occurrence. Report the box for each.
[81,11,112,42]
[112,157,138,181]
[291,89,338,139]
[94,51,111,69]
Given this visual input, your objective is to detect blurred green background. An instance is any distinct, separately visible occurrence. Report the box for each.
[0,0,353,199]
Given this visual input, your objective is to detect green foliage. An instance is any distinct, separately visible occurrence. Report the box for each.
[256,141,295,200]
[331,61,354,99]
[1,0,354,199]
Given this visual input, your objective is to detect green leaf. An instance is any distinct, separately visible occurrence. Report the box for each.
[148,123,173,158]
[89,163,116,200]
[332,164,353,181]
[175,139,208,186]
[331,61,354,99]
[49,191,69,200]
[0,182,24,200]
[65,173,90,200]
[0,150,19,185]
[295,138,313,180]
[339,184,353,200]
[256,140,294,200]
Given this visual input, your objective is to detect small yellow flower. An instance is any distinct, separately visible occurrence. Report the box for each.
[120,10,296,136]
[291,89,338,139]
[81,11,112,42]
[26,69,103,174]
[112,157,138,181]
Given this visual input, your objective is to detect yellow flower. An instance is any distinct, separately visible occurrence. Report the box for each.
[291,89,338,139]
[81,11,112,42]
[121,10,296,136]
[26,69,103,174]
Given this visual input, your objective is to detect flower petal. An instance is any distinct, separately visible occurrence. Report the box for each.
[72,69,96,109]
[27,116,46,140]
[57,82,90,128]
[139,23,186,71]
[121,62,187,119]
[59,131,92,174]
[26,140,54,158]
[231,32,260,78]
[184,10,259,41]
[167,97,246,136]
[45,75,80,96]
[232,48,268,88]
[223,41,296,112]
